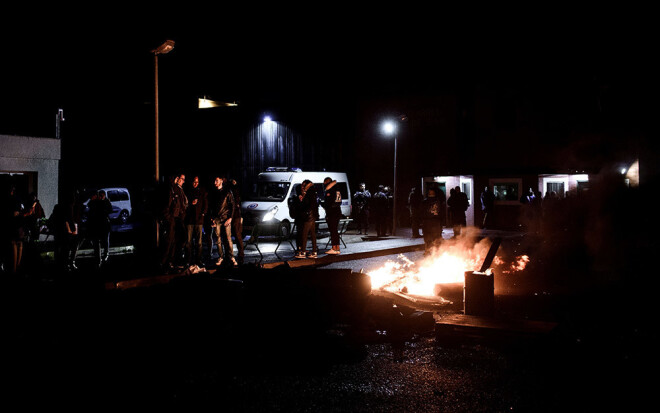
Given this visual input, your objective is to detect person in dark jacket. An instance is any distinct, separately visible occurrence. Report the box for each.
[353,183,371,235]
[228,178,244,264]
[372,185,388,237]
[87,189,113,268]
[408,186,423,238]
[3,185,26,274]
[185,176,207,267]
[209,176,236,267]
[480,186,495,229]
[421,186,446,253]
[159,174,188,272]
[288,183,306,258]
[323,177,343,255]
[49,194,78,273]
[447,186,469,238]
[299,180,319,258]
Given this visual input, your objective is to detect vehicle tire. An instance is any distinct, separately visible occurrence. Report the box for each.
[119,210,130,224]
[279,220,291,237]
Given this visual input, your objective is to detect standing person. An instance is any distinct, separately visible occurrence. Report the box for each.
[228,178,244,264]
[23,192,45,243]
[202,177,215,266]
[299,180,319,258]
[159,174,188,273]
[288,183,306,258]
[209,176,237,267]
[184,176,207,267]
[480,186,495,229]
[421,186,446,253]
[4,186,26,274]
[353,183,371,235]
[372,185,388,237]
[384,185,393,236]
[87,190,113,268]
[68,189,87,271]
[323,177,343,255]
[447,186,468,238]
[408,186,423,238]
[49,194,78,273]
[520,187,536,232]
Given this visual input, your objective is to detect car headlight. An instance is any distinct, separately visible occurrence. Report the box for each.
[262,205,279,222]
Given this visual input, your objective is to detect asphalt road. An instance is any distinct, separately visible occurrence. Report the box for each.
[2,226,658,410]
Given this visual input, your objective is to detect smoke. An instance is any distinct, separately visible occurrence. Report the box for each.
[515,165,652,292]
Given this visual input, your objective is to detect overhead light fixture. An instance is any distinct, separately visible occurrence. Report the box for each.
[198,97,238,109]
[152,40,175,55]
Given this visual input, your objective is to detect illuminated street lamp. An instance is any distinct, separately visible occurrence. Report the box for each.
[152,39,175,183]
[198,96,238,108]
[151,40,174,248]
[381,117,402,235]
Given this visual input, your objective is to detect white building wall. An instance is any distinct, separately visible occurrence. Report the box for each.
[0,134,61,216]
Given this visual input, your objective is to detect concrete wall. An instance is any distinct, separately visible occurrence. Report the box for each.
[1,134,61,216]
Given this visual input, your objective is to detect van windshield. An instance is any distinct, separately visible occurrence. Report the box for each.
[249,182,291,202]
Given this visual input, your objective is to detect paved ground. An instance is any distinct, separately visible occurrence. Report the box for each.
[2,225,658,410]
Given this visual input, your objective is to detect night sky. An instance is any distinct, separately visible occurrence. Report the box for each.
[2,9,657,193]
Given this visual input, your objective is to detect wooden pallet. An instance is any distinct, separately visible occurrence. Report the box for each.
[435,313,558,342]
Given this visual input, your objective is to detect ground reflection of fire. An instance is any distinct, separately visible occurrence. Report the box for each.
[368,233,529,297]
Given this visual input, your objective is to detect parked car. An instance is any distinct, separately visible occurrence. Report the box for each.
[82,187,132,224]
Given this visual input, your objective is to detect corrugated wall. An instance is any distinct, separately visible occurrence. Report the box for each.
[242,121,309,185]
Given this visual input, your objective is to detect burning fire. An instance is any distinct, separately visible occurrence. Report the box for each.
[368,235,529,297]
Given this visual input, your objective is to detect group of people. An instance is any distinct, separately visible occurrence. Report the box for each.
[49,189,113,273]
[354,181,472,246]
[352,183,395,237]
[411,185,469,252]
[1,185,46,275]
[287,177,345,259]
[158,173,244,273]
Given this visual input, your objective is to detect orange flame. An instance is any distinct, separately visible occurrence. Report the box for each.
[367,233,529,296]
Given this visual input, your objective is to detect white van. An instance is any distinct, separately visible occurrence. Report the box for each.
[241,168,351,235]
[82,187,132,224]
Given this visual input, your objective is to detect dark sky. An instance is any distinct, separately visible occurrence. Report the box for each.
[2,9,657,190]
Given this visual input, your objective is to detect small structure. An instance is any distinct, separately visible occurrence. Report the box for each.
[0,134,61,217]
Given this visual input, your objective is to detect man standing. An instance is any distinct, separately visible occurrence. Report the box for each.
[421,186,446,253]
[447,186,469,238]
[185,176,207,267]
[228,178,244,264]
[384,186,393,236]
[209,176,237,267]
[323,177,342,255]
[480,186,495,229]
[372,185,388,237]
[87,189,113,268]
[408,186,423,238]
[160,174,188,273]
[353,183,371,235]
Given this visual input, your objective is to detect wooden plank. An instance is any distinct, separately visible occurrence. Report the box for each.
[436,313,558,336]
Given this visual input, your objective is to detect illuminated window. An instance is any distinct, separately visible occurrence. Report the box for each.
[489,178,522,205]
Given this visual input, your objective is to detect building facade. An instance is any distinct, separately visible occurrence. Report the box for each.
[1,134,61,217]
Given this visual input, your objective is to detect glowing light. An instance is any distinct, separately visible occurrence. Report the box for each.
[382,121,396,135]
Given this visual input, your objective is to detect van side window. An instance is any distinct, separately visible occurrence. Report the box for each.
[107,190,119,202]
[117,190,129,201]
[290,184,302,198]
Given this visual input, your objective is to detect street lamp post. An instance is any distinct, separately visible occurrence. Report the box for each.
[151,40,174,248]
[152,40,175,184]
[382,115,407,236]
[382,119,398,235]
